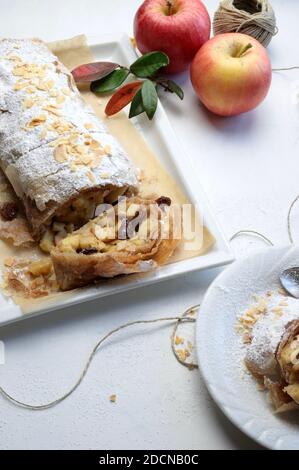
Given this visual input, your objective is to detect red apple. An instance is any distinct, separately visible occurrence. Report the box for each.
[190,33,272,116]
[134,0,211,74]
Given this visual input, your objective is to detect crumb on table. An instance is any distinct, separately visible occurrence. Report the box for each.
[109,394,117,403]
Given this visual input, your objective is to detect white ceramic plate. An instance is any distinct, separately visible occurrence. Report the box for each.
[197,244,299,450]
[0,33,233,326]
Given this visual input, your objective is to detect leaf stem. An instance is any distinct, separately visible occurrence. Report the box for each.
[152,77,172,93]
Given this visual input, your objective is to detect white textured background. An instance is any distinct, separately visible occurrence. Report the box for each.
[0,0,297,449]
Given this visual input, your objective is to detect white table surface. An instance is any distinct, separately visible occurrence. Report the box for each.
[0,0,297,450]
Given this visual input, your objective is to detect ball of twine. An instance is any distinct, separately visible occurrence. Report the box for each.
[213,0,278,47]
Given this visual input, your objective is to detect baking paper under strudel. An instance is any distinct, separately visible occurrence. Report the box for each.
[0,38,138,237]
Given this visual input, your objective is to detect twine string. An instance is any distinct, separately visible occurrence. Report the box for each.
[2,191,299,411]
[273,66,299,72]
[230,192,299,247]
[171,304,200,370]
[213,0,277,48]
[229,229,274,246]
[0,311,198,411]
[287,194,299,244]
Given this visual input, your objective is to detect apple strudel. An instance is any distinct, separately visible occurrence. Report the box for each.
[0,38,138,240]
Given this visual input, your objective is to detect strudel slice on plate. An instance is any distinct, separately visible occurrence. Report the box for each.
[51,196,180,290]
[239,294,299,411]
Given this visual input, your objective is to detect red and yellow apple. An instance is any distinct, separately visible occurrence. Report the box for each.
[190,33,272,116]
[134,0,211,74]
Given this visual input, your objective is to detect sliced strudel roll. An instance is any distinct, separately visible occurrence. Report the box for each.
[242,294,299,411]
[0,39,138,239]
[0,169,33,246]
[51,196,179,290]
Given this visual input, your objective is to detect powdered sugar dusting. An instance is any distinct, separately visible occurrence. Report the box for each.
[0,38,138,212]
[241,294,299,374]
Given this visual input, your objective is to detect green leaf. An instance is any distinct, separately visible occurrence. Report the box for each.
[164,79,184,100]
[130,52,169,78]
[129,89,145,118]
[90,68,129,93]
[141,80,158,120]
[72,61,119,83]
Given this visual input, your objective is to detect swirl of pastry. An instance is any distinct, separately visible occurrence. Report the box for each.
[276,320,299,404]
[51,196,180,290]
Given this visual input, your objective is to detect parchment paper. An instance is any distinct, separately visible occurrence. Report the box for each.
[48,35,215,261]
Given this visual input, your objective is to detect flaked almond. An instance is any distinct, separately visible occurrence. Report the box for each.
[94,148,105,157]
[23,98,34,108]
[40,128,48,139]
[69,134,79,145]
[36,80,48,91]
[62,88,71,96]
[26,87,35,94]
[74,144,86,155]
[38,69,46,79]
[27,114,47,127]
[90,139,100,150]
[43,105,61,116]
[81,154,92,165]
[175,335,184,345]
[46,79,55,89]
[54,144,68,163]
[14,81,27,91]
[100,172,110,179]
[103,144,111,155]
[89,155,102,169]
[84,122,93,130]
[87,171,96,183]
[69,163,78,172]
[56,95,65,104]
[23,72,35,80]
[8,54,21,62]
[12,65,26,76]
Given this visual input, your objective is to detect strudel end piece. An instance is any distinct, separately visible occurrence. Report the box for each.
[51,196,179,290]
[241,294,299,411]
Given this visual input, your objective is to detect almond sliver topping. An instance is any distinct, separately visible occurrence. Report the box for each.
[54,144,68,163]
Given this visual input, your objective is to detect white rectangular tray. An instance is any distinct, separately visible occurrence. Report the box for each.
[0,33,234,326]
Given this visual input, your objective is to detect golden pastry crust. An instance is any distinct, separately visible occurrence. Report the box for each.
[51,196,180,290]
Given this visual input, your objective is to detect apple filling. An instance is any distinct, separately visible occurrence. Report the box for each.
[4,198,174,297]
[58,198,160,257]
[276,323,299,405]
[51,195,179,290]
[3,256,57,298]
[39,186,129,253]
